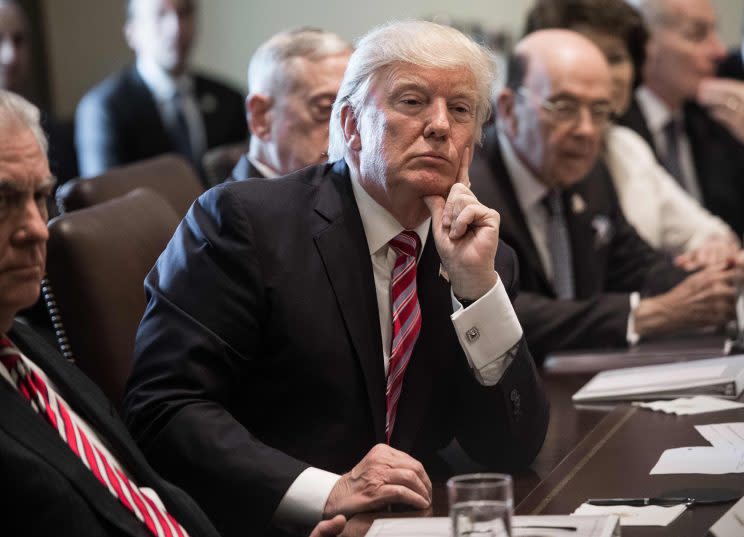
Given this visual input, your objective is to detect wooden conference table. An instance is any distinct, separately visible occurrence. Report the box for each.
[344,335,743,536]
[513,334,743,536]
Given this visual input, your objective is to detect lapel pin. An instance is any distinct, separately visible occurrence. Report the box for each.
[571,193,586,214]
[438,264,450,282]
[200,93,218,114]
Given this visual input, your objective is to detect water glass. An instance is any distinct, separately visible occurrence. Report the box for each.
[447,473,513,537]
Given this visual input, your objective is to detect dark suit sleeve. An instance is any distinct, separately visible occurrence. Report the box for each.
[124,186,310,537]
[516,185,687,363]
[602,195,686,297]
[454,244,549,469]
[75,90,122,177]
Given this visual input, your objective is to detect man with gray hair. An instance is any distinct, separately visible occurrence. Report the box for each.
[621,0,744,237]
[0,89,346,537]
[229,27,352,180]
[125,19,548,537]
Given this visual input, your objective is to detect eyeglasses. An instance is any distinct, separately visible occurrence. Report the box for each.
[517,87,613,129]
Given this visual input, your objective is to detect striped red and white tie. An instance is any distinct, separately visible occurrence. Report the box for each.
[0,338,189,537]
[385,230,422,443]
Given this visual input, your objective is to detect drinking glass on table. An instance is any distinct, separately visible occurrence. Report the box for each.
[447,473,513,537]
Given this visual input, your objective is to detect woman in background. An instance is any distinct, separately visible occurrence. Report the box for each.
[525,0,739,269]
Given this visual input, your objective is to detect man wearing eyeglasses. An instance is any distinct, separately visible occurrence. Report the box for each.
[470,29,741,362]
[621,0,744,237]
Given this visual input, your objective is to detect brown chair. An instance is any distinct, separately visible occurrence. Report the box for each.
[44,188,180,406]
[55,153,203,217]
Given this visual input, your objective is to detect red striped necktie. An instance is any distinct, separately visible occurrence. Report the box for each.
[385,230,422,443]
[0,337,189,537]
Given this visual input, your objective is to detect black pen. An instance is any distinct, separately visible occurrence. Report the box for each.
[587,497,689,506]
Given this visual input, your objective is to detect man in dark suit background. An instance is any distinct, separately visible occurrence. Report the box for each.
[470,29,740,362]
[0,88,346,537]
[124,20,549,537]
[621,0,744,236]
[229,28,352,182]
[75,0,246,184]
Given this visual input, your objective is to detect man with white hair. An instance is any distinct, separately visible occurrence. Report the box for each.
[229,27,352,181]
[125,19,548,537]
[0,88,346,537]
[621,0,744,236]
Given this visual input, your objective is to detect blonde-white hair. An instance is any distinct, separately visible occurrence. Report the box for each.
[327,20,497,161]
[0,89,47,153]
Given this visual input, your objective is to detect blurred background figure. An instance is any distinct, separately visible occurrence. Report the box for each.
[229,27,352,181]
[622,0,744,238]
[0,0,77,188]
[525,0,739,269]
[0,0,31,97]
[75,0,246,185]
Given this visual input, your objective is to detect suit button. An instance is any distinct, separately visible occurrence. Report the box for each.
[510,389,521,419]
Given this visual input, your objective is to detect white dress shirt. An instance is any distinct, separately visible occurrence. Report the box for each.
[249,156,279,179]
[604,125,733,254]
[272,167,524,533]
[497,131,554,280]
[635,86,702,201]
[136,58,207,161]
[497,131,642,344]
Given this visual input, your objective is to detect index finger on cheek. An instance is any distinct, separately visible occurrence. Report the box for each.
[456,146,471,187]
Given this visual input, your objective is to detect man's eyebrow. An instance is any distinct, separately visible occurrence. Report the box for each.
[0,176,58,192]
[40,176,58,190]
[548,91,611,105]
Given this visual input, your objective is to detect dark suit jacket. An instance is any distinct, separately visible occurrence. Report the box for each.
[718,49,744,80]
[618,95,744,236]
[0,321,219,537]
[470,128,686,362]
[75,65,247,185]
[124,160,549,537]
[227,153,265,181]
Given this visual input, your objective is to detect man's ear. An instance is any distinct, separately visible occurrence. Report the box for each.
[497,89,518,137]
[247,93,273,140]
[340,104,362,151]
[123,21,137,51]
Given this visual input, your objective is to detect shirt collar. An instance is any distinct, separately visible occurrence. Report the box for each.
[497,129,549,211]
[248,156,279,179]
[136,57,193,103]
[636,85,680,135]
[349,163,429,258]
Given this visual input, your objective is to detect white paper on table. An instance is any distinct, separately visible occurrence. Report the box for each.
[365,517,449,537]
[633,396,744,415]
[573,502,685,526]
[650,446,744,474]
[365,515,619,537]
[695,423,744,449]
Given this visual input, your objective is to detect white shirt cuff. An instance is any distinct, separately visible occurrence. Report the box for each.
[627,292,641,346]
[451,275,523,386]
[271,467,340,533]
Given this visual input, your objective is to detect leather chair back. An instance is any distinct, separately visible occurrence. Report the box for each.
[55,153,203,217]
[45,188,180,406]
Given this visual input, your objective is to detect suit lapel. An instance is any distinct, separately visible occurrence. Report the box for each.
[128,67,172,153]
[476,133,553,293]
[1,325,147,536]
[313,162,387,442]
[563,184,597,299]
[618,96,658,157]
